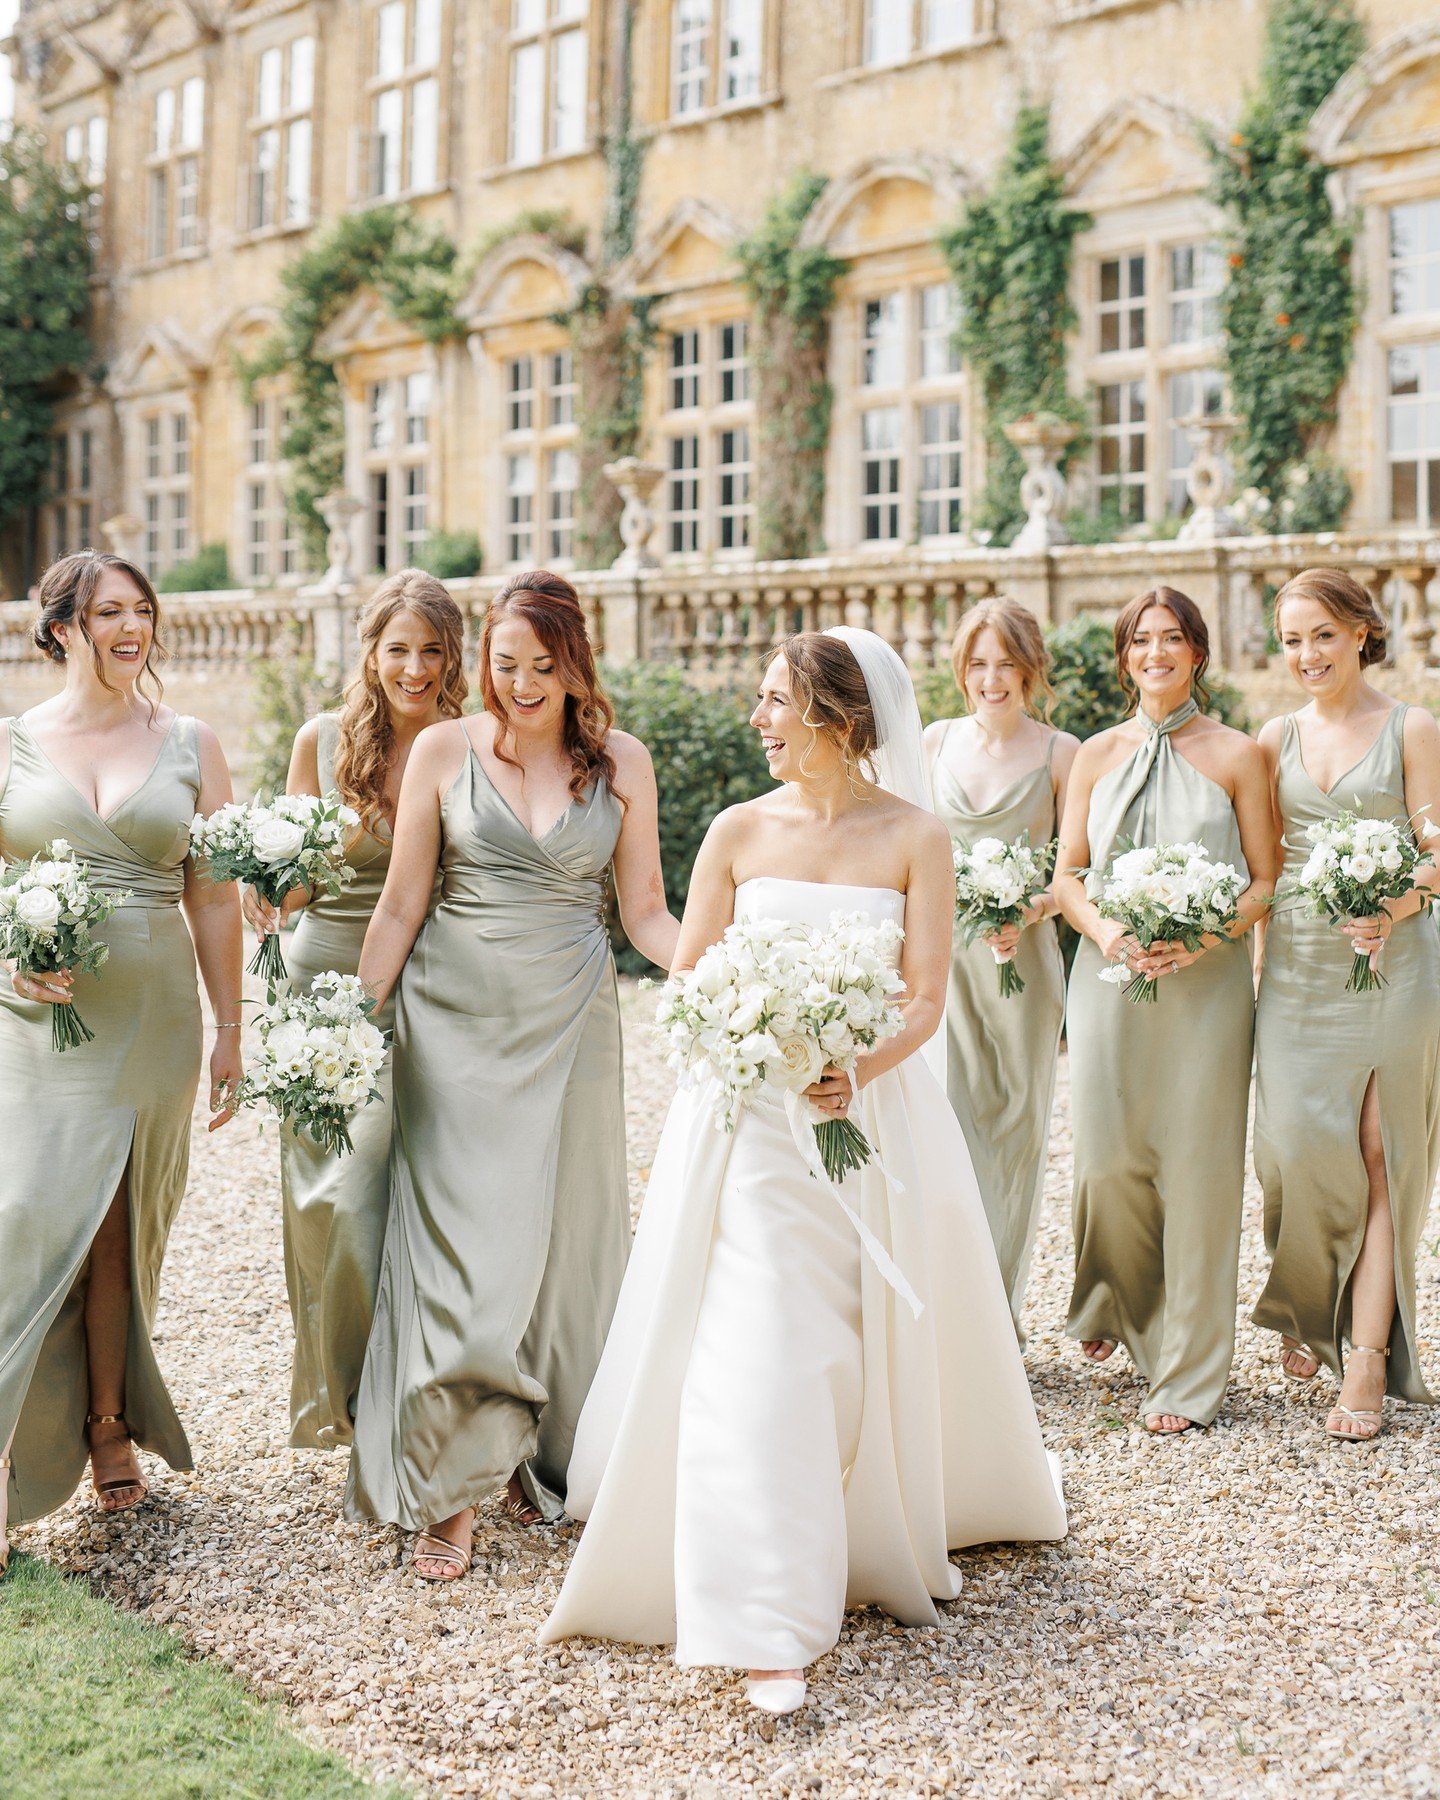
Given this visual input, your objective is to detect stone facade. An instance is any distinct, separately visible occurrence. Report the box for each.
[4,0,1440,598]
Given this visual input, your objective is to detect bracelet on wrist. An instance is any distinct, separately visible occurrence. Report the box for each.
[214,1020,242,1031]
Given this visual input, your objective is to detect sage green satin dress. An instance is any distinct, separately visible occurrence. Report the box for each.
[1253,706,1440,1402]
[281,714,397,1449]
[346,745,628,1529]
[0,716,201,1523]
[930,723,1064,1333]
[1065,700,1254,1425]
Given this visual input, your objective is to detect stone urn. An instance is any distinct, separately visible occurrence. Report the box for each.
[1177,413,1240,542]
[1004,413,1079,552]
[603,458,663,572]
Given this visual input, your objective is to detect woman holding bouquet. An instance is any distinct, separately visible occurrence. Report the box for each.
[1054,587,1277,1434]
[542,628,1066,1716]
[925,598,1079,1333]
[242,571,467,1452]
[0,551,242,1575]
[349,570,678,1579]
[1253,568,1440,1440]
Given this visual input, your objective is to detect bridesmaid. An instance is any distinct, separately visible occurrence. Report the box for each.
[1054,586,1277,1433]
[0,551,242,1576]
[1253,568,1440,1441]
[349,569,679,1579]
[242,571,467,1451]
[924,598,1078,1334]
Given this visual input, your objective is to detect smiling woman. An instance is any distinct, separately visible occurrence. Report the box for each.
[347,569,680,1582]
[0,551,243,1580]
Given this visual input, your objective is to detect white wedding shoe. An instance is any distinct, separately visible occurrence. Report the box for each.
[744,1674,807,1715]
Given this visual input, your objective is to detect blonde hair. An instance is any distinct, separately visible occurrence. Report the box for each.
[1274,567,1388,668]
[949,597,1054,720]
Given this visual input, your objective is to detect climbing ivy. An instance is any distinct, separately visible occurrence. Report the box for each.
[736,171,846,560]
[242,206,462,557]
[940,105,1088,540]
[1209,0,1364,520]
[0,129,94,538]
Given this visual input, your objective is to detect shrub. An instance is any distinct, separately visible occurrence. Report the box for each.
[603,662,771,970]
[157,544,233,594]
[414,530,483,580]
[247,646,342,796]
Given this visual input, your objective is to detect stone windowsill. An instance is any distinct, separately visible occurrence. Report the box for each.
[639,92,783,140]
[817,35,1001,90]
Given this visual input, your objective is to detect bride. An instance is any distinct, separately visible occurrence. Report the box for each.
[540,627,1066,1714]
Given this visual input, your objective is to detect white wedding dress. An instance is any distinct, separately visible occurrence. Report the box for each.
[541,876,1066,1670]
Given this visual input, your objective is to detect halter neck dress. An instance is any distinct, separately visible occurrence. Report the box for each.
[1065,701,1255,1426]
[930,721,1064,1335]
[0,714,202,1522]
[280,713,402,1449]
[1253,706,1440,1401]
[346,741,628,1529]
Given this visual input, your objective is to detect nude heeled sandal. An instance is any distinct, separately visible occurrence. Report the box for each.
[1325,1344,1390,1446]
[86,1413,149,1510]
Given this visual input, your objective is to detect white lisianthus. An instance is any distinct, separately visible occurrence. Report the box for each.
[952,830,1058,998]
[1340,851,1377,884]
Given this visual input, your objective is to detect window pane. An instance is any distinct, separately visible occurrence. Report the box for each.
[251,127,279,229]
[722,0,762,101]
[508,355,535,431]
[509,41,544,163]
[413,0,442,65]
[176,157,200,251]
[86,117,108,185]
[153,88,175,156]
[918,282,960,377]
[922,0,972,49]
[863,0,910,64]
[373,87,404,195]
[673,0,712,116]
[179,77,204,148]
[405,371,432,445]
[368,381,394,450]
[409,76,439,189]
[550,29,587,153]
[289,36,316,110]
[513,0,544,25]
[862,293,904,387]
[284,119,312,224]
[377,1,406,78]
[64,123,83,164]
[257,47,283,119]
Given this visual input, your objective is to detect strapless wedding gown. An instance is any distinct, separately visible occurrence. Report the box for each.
[541,877,1066,1671]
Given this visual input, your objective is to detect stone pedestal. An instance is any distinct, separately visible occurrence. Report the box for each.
[1004,413,1078,553]
[603,458,663,573]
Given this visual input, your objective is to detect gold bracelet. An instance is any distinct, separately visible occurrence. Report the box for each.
[214,1021,242,1031]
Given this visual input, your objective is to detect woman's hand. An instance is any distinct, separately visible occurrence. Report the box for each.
[242,884,306,942]
[1094,918,1143,970]
[7,962,75,1006]
[207,1031,244,1132]
[804,1065,856,1118]
[982,897,1049,961]
[1134,936,1206,979]
[1340,911,1391,974]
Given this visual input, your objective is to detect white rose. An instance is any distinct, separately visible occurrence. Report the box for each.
[265,1019,309,1064]
[29,860,70,887]
[773,1035,826,1088]
[250,817,307,865]
[1379,848,1402,874]
[15,886,62,931]
[1341,851,1376,884]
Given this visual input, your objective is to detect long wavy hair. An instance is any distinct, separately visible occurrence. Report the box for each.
[333,570,468,833]
[950,596,1055,721]
[33,550,169,722]
[1114,584,1214,713]
[480,569,619,804]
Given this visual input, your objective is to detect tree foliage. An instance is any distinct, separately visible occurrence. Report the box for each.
[941,106,1088,540]
[1209,0,1364,517]
[736,171,846,560]
[242,207,462,557]
[0,129,94,532]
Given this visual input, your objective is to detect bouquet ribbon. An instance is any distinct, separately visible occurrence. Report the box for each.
[782,1088,924,1319]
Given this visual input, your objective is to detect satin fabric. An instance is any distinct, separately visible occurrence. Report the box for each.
[0,717,202,1523]
[541,877,1066,1671]
[1065,704,1254,1425]
[345,746,627,1529]
[281,714,399,1449]
[1253,707,1440,1401]
[930,724,1064,1334]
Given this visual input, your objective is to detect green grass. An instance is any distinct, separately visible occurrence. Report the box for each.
[0,1556,409,1800]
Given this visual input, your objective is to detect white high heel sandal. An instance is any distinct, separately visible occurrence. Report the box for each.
[744,1675,807,1715]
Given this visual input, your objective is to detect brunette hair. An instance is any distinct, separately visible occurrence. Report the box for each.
[950,596,1055,720]
[333,569,469,833]
[33,550,168,720]
[1113,584,1213,712]
[481,570,619,803]
[777,633,880,788]
[1273,566,1388,668]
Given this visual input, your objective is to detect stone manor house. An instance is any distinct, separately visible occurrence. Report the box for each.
[4,0,1440,596]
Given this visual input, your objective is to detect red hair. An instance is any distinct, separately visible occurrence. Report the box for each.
[481,569,620,804]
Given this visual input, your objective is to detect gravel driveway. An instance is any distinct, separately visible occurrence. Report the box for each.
[21,982,1440,1799]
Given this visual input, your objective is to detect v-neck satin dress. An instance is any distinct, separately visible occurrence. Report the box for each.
[346,745,628,1529]
[0,715,202,1524]
[1253,706,1440,1401]
[1065,703,1255,1426]
[930,722,1064,1334]
[281,713,403,1449]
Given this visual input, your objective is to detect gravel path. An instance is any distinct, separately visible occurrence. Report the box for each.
[21,981,1440,1800]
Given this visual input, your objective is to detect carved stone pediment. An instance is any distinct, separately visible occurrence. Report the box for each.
[315,288,420,361]
[798,155,967,254]
[1063,97,1216,212]
[1311,24,1440,167]
[612,198,742,297]
[459,234,592,331]
[108,321,208,398]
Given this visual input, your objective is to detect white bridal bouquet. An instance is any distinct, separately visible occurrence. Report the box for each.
[190,793,359,986]
[655,914,907,1183]
[1092,840,1246,1005]
[1287,809,1432,993]
[952,833,1057,998]
[235,971,387,1156]
[0,841,131,1052]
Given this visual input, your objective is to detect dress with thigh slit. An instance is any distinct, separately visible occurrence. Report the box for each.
[345,745,628,1529]
[1253,706,1440,1401]
[0,715,202,1523]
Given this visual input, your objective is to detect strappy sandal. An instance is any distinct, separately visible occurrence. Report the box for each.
[1,1453,11,1578]
[86,1413,148,1512]
[1325,1344,1390,1446]
[1280,1337,1321,1381]
[411,1529,473,1583]
[504,1481,543,1527]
